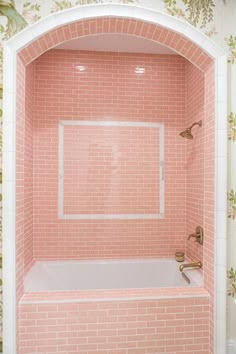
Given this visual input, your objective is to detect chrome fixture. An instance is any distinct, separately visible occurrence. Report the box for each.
[188,226,204,245]
[179,120,202,139]
[179,261,202,273]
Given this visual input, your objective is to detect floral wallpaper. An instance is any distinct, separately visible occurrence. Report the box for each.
[0,0,235,350]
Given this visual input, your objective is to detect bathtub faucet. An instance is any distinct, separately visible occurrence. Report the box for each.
[179,261,202,272]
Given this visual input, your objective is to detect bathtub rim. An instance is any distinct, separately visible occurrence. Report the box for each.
[23,258,204,293]
[20,290,210,304]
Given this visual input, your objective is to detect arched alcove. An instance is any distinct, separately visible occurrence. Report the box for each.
[2,4,227,354]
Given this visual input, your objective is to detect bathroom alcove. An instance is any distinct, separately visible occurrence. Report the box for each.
[2,4,227,354]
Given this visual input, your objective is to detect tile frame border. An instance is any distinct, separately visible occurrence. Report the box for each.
[2,4,227,354]
[58,120,165,220]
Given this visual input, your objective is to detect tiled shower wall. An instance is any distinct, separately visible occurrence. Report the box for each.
[185,61,204,263]
[16,58,34,301]
[24,62,34,274]
[62,123,161,216]
[33,50,188,260]
[16,49,207,266]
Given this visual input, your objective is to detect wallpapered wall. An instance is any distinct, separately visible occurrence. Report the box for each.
[0,0,235,349]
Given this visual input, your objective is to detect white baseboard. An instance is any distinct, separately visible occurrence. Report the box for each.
[227,340,236,354]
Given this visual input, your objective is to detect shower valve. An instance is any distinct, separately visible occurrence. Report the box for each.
[187,226,204,245]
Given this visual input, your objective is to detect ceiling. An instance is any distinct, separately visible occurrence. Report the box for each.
[55,34,176,55]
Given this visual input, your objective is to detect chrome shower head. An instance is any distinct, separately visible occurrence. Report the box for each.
[179,120,202,140]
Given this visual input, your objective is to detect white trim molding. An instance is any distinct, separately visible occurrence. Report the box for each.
[58,120,164,220]
[2,4,227,354]
[227,340,236,354]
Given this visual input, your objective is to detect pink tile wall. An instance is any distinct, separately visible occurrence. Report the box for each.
[63,125,160,215]
[16,58,34,301]
[185,62,204,263]
[24,62,34,273]
[33,50,187,260]
[16,58,34,352]
[19,296,210,354]
[182,62,215,353]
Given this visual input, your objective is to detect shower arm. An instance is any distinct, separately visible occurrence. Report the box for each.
[189,121,202,130]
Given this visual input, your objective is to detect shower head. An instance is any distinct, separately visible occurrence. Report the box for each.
[179,120,202,140]
[179,128,193,140]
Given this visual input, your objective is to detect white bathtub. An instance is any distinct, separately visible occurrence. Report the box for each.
[24,258,203,292]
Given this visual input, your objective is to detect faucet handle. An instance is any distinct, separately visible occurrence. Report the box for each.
[188,226,204,245]
[188,233,196,240]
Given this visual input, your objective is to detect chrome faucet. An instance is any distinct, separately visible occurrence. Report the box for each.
[188,226,204,245]
[179,261,202,272]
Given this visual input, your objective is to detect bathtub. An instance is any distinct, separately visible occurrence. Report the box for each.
[24,258,203,292]
[20,259,209,354]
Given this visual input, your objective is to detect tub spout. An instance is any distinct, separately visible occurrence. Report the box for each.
[179,261,202,272]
